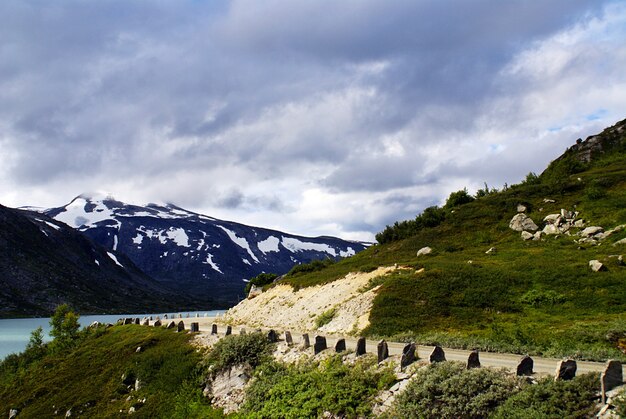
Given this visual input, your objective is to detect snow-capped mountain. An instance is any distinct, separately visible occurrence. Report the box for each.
[44,194,368,304]
[0,203,200,317]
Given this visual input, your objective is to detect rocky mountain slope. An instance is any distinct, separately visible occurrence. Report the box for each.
[0,205,199,317]
[43,196,367,304]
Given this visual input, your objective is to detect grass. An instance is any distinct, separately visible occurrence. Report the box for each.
[266,125,626,361]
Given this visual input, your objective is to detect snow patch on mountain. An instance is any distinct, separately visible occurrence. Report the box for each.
[204,253,223,274]
[54,196,120,229]
[281,237,337,256]
[217,225,259,263]
[107,252,124,268]
[258,236,280,253]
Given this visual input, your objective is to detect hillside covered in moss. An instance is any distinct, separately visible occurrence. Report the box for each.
[275,117,626,360]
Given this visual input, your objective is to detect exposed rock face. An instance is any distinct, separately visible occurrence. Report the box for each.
[207,364,251,414]
[509,214,538,232]
[416,246,432,257]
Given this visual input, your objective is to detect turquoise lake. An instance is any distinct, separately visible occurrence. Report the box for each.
[0,310,225,360]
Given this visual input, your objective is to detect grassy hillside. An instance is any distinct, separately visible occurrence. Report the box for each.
[0,325,219,418]
[279,118,626,360]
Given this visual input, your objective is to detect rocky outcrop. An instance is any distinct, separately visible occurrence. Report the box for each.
[416,247,432,257]
[205,364,251,414]
[509,214,538,232]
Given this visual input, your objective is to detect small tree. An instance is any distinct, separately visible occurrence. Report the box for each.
[49,304,80,351]
[445,188,475,208]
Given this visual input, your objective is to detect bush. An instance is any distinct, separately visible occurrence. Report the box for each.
[520,290,566,307]
[240,355,395,418]
[286,259,335,277]
[445,188,475,208]
[205,332,273,373]
[492,373,600,418]
[390,362,518,418]
[315,309,336,328]
[245,273,279,296]
[49,304,80,352]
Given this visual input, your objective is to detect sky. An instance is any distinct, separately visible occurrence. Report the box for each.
[1,1,626,242]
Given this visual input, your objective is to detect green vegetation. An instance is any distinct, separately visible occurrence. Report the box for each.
[0,314,217,417]
[48,303,81,352]
[238,355,395,418]
[388,362,519,418]
[315,308,337,328]
[244,273,279,296]
[205,332,274,373]
[272,119,626,360]
[386,362,600,419]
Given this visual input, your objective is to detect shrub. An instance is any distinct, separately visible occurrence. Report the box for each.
[286,259,335,277]
[245,273,279,296]
[390,362,518,418]
[205,332,273,373]
[445,188,475,208]
[492,373,600,418]
[240,355,395,418]
[49,304,80,352]
[520,290,566,307]
[315,309,336,328]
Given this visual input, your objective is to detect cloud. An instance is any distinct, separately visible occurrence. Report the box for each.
[0,0,625,242]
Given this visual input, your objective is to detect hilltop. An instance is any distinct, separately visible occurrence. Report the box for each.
[224,117,626,361]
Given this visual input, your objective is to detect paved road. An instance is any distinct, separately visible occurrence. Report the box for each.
[175,316,624,378]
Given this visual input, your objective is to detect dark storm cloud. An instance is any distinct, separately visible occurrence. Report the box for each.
[1,0,623,240]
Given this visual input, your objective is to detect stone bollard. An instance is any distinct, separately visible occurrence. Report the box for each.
[467,350,480,369]
[555,359,577,381]
[285,331,293,346]
[601,360,623,404]
[356,337,366,356]
[225,326,232,336]
[134,318,140,325]
[267,330,278,343]
[516,355,534,376]
[177,321,185,333]
[164,314,168,319]
[429,346,446,363]
[153,319,162,327]
[377,340,389,363]
[124,318,133,325]
[314,336,327,354]
[335,338,346,353]
[211,324,218,335]
[302,334,311,349]
[166,321,176,329]
[190,322,199,333]
[142,318,149,326]
[401,343,417,370]
[240,328,246,335]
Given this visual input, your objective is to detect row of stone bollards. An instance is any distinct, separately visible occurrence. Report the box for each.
[120,320,623,400]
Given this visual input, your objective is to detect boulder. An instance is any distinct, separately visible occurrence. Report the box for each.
[416,247,432,257]
[377,340,389,363]
[356,337,366,356]
[521,231,534,241]
[580,226,604,237]
[543,213,561,224]
[429,346,446,363]
[485,247,496,254]
[467,350,480,369]
[543,198,556,203]
[574,219,585,228]
[9,409,18,419]
[561,209,574,219]
[517,204,527,213]
[555,359,577,381]
[400,343,417,370]
[542,224,559,235]
[589,260,606,272]
[509,214,538,232]
[613,238,626,246]
[516,356,534,376]
[314,336,327,355]
[533,231,542,241]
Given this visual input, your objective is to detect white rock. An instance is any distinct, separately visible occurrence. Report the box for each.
[485,247,496,254]
[580,226,604,237]
[416,247,432,257]
[614,238,626,246]
[509,214,538,232]
[589,260,605,272]
[533,231,542,241]
[521,231,534,241]
[560,209,574,219]
[543,214,561,224]
[517,204,527,213]
[574,220,585,228]
[542,224,559,235]
[543,199,556,203]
